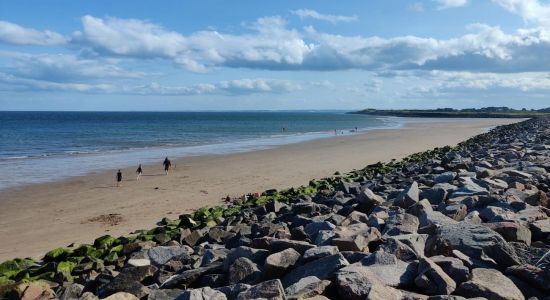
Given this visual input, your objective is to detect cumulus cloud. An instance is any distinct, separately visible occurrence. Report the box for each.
[291,9,358,24]
[492,0,550,26]
[0,20,66,45]
[434,0,468,10]
[66,15,550,74]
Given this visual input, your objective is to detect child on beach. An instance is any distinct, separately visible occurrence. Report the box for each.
[116,169,122,187]
[163,157,172,175]
[136,164,142,180]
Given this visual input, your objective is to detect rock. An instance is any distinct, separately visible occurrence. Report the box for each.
[161,262,222,289]
[455,268,524,300]
[236,279,286,300]
[479,206,516,222]
[505,169,532,179]
[201,248,229,267]
[383,212,419,236]
[434,172,457,183]
[505,264,550,292]
[127,259,151,267]
[382,234,428,261]
[394,181,420,208]
[180,228,207,247]
[332,235,369,252]
[20,282,56,300]
[284,276,331,300]
[426,222,521,268]
[429,256,469,284]
[177,287,227,300]
[269,239,316,254]
[408,199,433,217]
[214,284,251,300]
[223,247,269,271]
[79,292,100,300]
[414,257,456,295]
[59,283,83,300]
[147,289,184,300]
[484,222,531,245]
[314,230,335,246]
[525,190,548,207]
[103,292,139,300]
[302,246,339,262]
[357,188,385,211]
[335,265,402,300]
[264,248,300,278]
[304,221,335,241]
[228,257,262,285]
[441,204,467,221]
[148,246,189,266]
[101,266,157,298]
[361,251,417,288]
[419,210,458,229]
[530,219,550,241]
[450,177,488,198]
[282,253,349,287]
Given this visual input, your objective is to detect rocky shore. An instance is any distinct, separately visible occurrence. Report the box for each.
[2,117,550,300]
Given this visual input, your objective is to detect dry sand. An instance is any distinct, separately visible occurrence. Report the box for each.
[0,118,522,261]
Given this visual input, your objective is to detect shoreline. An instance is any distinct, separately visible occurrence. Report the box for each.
[0,118,522,261]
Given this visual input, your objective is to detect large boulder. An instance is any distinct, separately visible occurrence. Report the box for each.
[236,279,286,300]
[414,257,456,295]
[282,253,349,287]
[335,265,402,300]
[264,248,300,278]
[426,222,521,268]
[148,246,189,266]
[228,257,262,285]
[394,182,420,208]
[455,268,524,300]
[360,251,417,288]
[284,276,331,300]
[484,222,531,245]
[382,212,419,236]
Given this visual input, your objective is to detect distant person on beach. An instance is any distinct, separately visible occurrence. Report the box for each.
[116,169,122,187]
[136,164,142,180]
[163,157,172,175]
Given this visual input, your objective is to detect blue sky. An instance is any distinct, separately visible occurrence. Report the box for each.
[1,0,550,110]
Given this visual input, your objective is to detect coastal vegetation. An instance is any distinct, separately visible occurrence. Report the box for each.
[352,106,550,118]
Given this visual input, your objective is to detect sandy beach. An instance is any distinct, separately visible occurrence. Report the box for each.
[0,118,522,261]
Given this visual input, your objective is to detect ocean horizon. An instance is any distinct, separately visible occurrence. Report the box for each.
[0,111,403,190]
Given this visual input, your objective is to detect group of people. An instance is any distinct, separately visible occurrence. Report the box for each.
[115,157,172,187]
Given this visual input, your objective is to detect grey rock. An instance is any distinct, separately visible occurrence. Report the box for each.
[429,255,469,284]
[427,222,521,268]
[383,212,419,236]
[484,222,531,245]
[434,172,457,183]
[395,181,420,208]
[302,246,339,262]
[228,257,262,285]
[335,265,402,300]
[176,287,227,300]
[236,279,286,300]
[223,246,269,271]
[455,268,524,300]
[147,289,184,300]
[414,257,456,295]
[361,251,417,287]
[284,276,331,300]
[282,253,349,287]
[264,248,300,278]
[148,246,190,266]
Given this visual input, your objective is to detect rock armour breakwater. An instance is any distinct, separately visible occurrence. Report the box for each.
[2,117,550,300]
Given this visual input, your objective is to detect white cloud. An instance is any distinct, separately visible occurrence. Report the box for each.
[134,79,300,95]
[0,20,66,45]
[434,0,468,10]
[67,15,550,74]
[1,52,146,82]
[492,0,550,25]
[291,9,358,24]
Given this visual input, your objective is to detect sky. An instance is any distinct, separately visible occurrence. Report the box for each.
[1,0,550,111]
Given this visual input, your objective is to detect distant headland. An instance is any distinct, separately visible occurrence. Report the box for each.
[350,106,550,118]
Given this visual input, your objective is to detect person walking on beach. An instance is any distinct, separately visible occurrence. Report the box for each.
[116,169,123,187]
[163,157,172,175]
[136,164,143,180]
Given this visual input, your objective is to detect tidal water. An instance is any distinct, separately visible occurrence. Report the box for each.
[0,111,403,190]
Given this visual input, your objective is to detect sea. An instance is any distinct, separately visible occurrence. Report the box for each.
[0,111,404,191]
